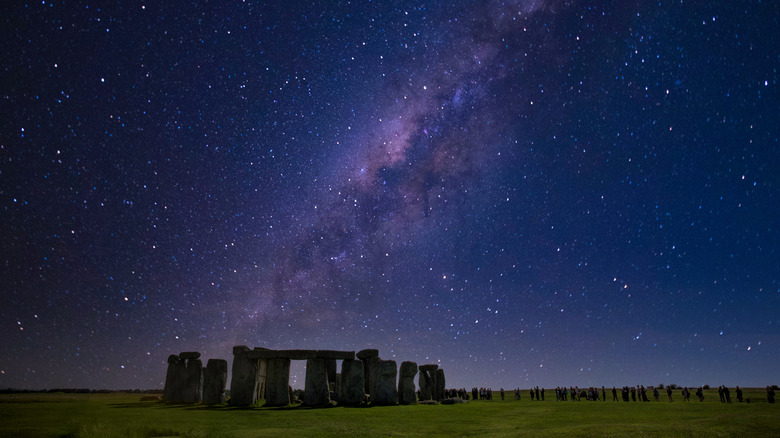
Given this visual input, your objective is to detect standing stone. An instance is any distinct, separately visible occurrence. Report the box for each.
[435,368,446,401]
[340,359,365,406]
[230,354,261,406]
[184,358,203,403]
[265,357,291,406]
[374,360,398,405]
[356,349,380,400]
[203,359,228,405]
[398,361,418,405]
[418,364,438,401]
[304,358,331,406]
[163,355,187,403]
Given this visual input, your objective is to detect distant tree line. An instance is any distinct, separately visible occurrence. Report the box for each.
[0,388,163,394]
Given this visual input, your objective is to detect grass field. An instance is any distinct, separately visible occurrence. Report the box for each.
[0,389,777,437]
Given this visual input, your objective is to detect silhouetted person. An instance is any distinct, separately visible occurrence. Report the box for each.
[696,387,704,402]
[653,387,660,402]
[602,386,606,402]
[530,389,535,400]
[667,386,673,402]
[535,386,540,401]
[718,386,725,403]
[724,386,731,403]
[736,386,743,402]
[500,388,505,400]
[767,386,775,404]
[541,387,545,400]
[612,387,618,401]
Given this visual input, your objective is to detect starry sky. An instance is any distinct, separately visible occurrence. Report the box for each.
[2,0,778,391]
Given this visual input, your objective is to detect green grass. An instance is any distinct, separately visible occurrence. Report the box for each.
[0,389,776,437]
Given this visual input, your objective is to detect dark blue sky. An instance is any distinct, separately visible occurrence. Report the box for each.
[2,0,777,390]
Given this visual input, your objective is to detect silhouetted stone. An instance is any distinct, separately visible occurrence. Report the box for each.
[374,360,398,405]
[356,349,379,360]
[340,359,365,406]
[418,364,438,401]
[398,361,418,405]
[304,358,330,406]
[184,358,203,403]
[317,350,355,360]
[265,358,291,406]
[435,368,445,401]
[364,356,381,401]
[230,354,261,406]
[203,359,228,404]
[163,356,187,402]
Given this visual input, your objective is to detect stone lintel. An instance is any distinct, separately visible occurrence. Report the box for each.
[232,345,250,355]
[317,350,355,360]
[419,364,439,372]
[356,349,379,360]
[244,349,278,359]
[241,348,356,360]
[277,349,319,360]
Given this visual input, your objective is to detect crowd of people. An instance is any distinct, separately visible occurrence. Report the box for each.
[460,385,778,403]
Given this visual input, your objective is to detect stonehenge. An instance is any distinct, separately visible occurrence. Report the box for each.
[163,347,443,408]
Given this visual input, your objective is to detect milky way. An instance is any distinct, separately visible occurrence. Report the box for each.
[1,1,777,390]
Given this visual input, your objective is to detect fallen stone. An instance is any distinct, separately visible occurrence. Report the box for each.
[441,397,467,404]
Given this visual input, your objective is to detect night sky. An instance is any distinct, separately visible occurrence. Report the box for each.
[2,0,778,391]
